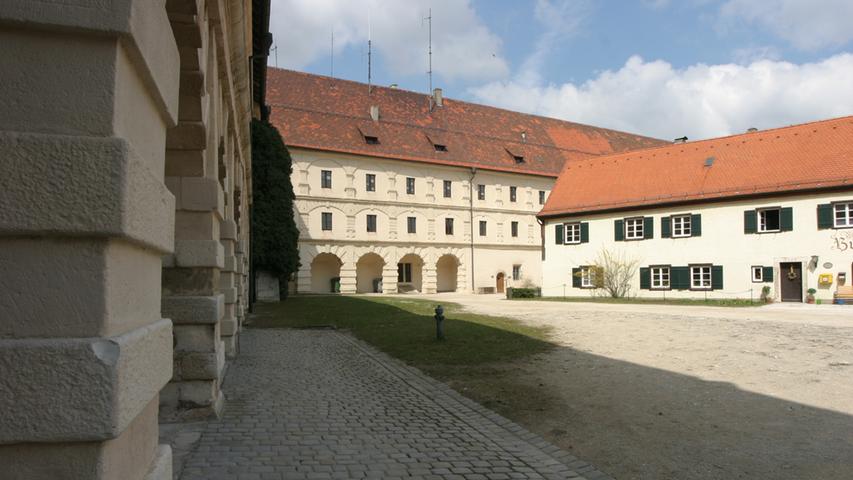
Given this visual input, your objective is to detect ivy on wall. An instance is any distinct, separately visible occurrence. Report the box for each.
[251,119,300,298]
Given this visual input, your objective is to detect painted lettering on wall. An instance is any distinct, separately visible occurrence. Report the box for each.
[831,231,853,252]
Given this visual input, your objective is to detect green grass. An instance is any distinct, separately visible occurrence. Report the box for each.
[252,295,553,367]
[511,296,763,307]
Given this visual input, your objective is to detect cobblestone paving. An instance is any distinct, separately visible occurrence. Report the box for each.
[179,329,611,480]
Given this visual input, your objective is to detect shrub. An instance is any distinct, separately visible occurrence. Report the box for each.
[509,287,540,299]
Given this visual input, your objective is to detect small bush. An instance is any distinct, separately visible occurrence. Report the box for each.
[509,287,540,299]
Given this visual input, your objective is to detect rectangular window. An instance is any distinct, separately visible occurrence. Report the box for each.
[365,173,376,192]
[479,220,487,236]
[443,180,452,198]
[511,221,519,237]
[509,186,517,202]
[366,214,377,233]
[445,217,454,235]
[672,215,692,237]
[539,190,546,205]
[758,208,781,232]
[690,265,712,290]
[477,184,486,200]
[512,265,521,281]
[651,266,670,289]
[835,202,853,227]
[407,216,417,234]
[580,266,596,288]
[406,177,415,195]
[564,222,581,244]
[321,212,332,231]
[321,170,332,189]
[397,263,412,283]
[751,266,763,282]
[625,217,644,240]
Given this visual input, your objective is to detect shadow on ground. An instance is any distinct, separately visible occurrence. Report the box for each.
[252,295,853,480]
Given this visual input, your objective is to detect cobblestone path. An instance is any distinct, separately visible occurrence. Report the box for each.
[179,329,610,480]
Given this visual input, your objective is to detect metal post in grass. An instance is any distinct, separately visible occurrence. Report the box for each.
[434,305,445,341]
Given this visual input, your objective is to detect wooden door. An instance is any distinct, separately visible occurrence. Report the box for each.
[496,272,505,293]
[780,262,803,302]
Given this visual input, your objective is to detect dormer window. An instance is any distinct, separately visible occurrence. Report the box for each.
[426,133,448,153]
[433,143,447,152]
[513,155,525,164]
[507,147,526,164]
[364,135,379,145]
[358,124,380,145]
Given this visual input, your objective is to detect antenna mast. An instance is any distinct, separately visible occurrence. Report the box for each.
[425,8,432,93]
[367,11,372,94]
[330,29,334,77]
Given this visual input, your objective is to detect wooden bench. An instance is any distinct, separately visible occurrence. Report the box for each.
[834,286,853,303]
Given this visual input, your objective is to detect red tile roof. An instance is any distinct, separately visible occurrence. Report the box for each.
[540,115,853,218]
[266,68,666,177]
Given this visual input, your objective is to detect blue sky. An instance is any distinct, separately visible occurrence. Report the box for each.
[269,0,853,139]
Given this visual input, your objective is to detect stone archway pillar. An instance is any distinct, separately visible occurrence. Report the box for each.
[382,264,399,293]
[423,262,438,294]
[339,261,357,294]
[456,259,468,293]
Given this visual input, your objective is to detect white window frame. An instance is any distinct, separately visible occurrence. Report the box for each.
[564,222,581,244]
[751,266,763,283]
[651,266,670,290]
[690,265,712,290]
[834,202,853,228]
[512,265,521,281]
[365,173,376,192]
[672,215,692,238]
[625,217,644,240]
[580,266,595,288]
[758,208,781,233]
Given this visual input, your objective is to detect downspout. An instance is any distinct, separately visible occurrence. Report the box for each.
[469,167,477,292]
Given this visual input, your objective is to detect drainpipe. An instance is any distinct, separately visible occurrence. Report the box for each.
[469,167,477,292]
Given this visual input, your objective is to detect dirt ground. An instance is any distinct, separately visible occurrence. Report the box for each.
[423,294,853,480]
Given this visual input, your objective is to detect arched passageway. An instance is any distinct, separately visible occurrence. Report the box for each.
[436,254,459,293]
[311,253,342,293]
[397,253,424,293]
[356,253,385,293]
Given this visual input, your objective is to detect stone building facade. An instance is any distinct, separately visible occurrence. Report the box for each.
[267,69,666,294]
[0,0,269,478]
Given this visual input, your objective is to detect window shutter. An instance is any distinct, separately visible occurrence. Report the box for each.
[817,204,834,229]
[639,267,651,290]
[744,210,757,234]
[643,217,654,239]
[672,267,689,290]
[712,265,724,290]
[580,222,590,243]
[661,216,671,238]
[555,224,564,244]
[762,266,774,282]
[780,207,794,231]
[691,214,702,237]
[614,219,624,241]
[571,268,581,288]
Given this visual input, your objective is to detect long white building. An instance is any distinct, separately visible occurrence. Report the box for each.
[539,116,853,303]
[266,69,663,294]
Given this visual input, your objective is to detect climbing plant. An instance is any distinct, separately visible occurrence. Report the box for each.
[251,118,300,298]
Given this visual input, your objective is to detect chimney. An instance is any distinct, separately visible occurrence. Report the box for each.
[433,88,443,107]
[369,105,379,122]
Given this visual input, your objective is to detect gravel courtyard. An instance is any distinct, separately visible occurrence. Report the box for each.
[423,294,853,480]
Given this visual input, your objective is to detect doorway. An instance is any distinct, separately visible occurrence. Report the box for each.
[780,262,803,302]
[496,272,505,293]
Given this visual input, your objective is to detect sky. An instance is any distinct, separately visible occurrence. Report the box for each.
[268,0,853,140]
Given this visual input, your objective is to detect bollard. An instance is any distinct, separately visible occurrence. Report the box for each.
[434,305,445,341]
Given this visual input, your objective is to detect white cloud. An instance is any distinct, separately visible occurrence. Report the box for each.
[268,0,508,81]
[720,0,853,51]
[470,54,853,140]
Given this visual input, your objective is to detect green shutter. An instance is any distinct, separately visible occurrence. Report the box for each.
[639,267,651,290]
[580,222,589,243]
[712,265,724,290]
[571,268,581,288]
[643,216,654,239]
[661,216,671,238]
[744,210,757,234]
[817,204,834,229]
[555,224,564,244]
[671,267,690,290]
[762,266,774,282]
[780,207,793,231]
[615,219,624,241]
[691,214,702,237]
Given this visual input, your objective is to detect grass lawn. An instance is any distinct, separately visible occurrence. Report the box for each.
[252,295,553,365]
[513,296,763,307]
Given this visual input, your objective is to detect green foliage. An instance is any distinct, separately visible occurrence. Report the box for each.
[508,287,540,298]
[251,119,300,297]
